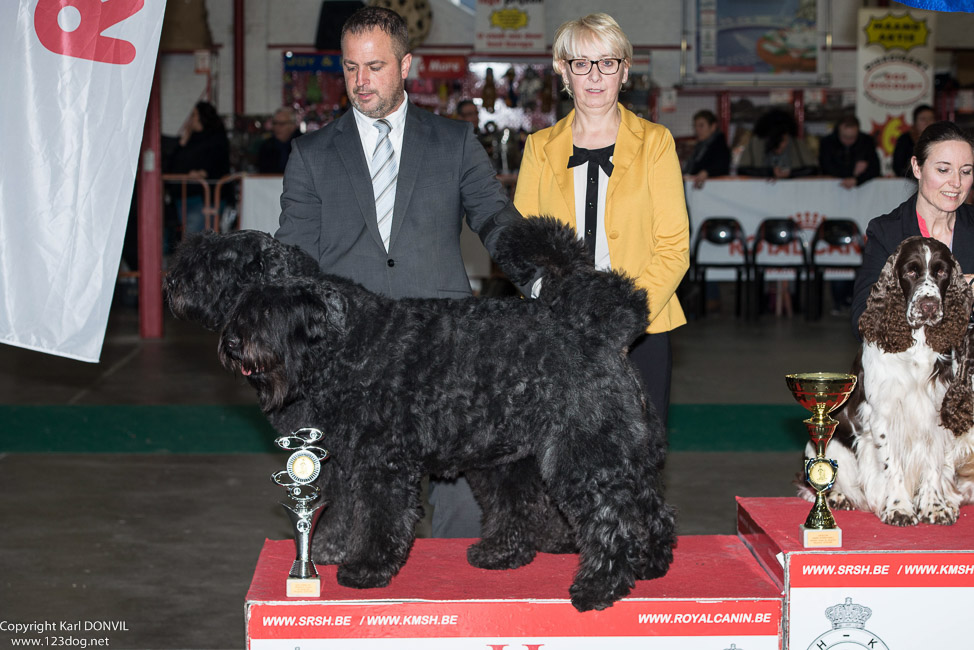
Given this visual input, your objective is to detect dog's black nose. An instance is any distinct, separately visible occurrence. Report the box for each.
[918,297,940,318]
[224,334,241,349]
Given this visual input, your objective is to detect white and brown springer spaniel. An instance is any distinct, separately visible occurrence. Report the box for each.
[809,236,974,526]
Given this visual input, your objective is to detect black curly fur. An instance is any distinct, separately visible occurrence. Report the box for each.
[494,215,650,347]
[164,229,323,330]
[217,217,675,612]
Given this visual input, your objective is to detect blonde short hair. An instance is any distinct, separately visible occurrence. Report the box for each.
[551,14,632,97]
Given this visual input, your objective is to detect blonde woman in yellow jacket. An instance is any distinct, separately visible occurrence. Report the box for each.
[514,13,690,425]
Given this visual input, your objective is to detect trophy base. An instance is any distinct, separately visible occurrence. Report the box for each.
[801,525,842,548]
[286,576,321,598]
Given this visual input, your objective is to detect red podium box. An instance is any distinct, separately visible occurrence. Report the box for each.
[737,497,974,649]
[246,536,783,649]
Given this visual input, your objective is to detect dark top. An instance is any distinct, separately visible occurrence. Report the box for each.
[166,130,230,196]
[892,132,916,178]
[686,131,731,177]
[818,129,881,186]
[851,192,974,339]
[257,132,300,174]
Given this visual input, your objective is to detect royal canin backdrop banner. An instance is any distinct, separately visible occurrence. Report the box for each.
[0,0,166,362]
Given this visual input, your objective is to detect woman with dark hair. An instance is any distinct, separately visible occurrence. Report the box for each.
[736,108,817,179]
[851,121,974,337]
[166,101,230,234]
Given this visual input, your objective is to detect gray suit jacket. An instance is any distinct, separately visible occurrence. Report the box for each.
[275,102,521,299]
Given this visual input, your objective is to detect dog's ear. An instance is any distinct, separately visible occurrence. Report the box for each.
[942,328,974,436]
[309,286,347,339]
[927,256,972,354]
[859,251,912,353]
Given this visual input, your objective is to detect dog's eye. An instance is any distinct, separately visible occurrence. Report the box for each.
[905,269,918,278]
[937,269,948,279]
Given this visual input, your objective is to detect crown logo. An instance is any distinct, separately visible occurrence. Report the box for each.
[724,645,742,650]
[824,597,872,629]
[790,210,825,231]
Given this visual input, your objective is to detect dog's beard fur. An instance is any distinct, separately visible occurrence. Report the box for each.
[219,282,346,412]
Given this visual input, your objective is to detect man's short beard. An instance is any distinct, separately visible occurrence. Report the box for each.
[352,88,405,119]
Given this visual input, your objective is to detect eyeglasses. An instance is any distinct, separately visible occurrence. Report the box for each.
[566,58,624,75]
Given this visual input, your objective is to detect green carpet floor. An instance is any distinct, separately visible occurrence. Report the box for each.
[0,404,809,453]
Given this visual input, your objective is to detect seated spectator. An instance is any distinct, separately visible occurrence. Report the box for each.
[683,109,731,189]
[166,101,230,234]
[818,115,881,189]
[892,104,935,178]
[257,107,300,174]
[737,109,817,179]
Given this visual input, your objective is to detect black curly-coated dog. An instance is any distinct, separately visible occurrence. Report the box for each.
[212,217,675,611]
[164,228,579,566]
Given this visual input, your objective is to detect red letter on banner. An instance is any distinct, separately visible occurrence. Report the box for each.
[34,0,144,65]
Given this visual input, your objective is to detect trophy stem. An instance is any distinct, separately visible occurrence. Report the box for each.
[804,490,837,529]
[282,499,325,577]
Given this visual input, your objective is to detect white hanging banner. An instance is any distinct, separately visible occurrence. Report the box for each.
[856,8,935,172]
[0,0,167,362]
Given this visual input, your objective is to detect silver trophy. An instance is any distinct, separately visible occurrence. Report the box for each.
[272,427,330,597]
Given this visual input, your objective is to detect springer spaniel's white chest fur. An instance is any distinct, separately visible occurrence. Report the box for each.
[853,331,960,524]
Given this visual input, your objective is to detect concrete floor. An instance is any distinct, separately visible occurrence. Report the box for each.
[0,287,862,649]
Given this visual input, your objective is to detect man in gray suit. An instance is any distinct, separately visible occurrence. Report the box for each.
[275,6,523,538]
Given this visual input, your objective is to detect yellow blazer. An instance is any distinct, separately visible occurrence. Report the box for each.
[514,105,690,333]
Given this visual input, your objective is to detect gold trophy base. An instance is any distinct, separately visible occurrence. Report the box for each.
[286,576,321,597]
[801,525,842,548]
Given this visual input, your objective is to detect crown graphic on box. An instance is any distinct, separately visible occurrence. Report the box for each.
[825,597,872,629]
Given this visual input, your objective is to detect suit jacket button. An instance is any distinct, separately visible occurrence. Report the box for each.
[387,258,395,267]
[609,231,620,239]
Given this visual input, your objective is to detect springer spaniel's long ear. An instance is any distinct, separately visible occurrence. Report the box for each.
[926,255,973,354]
[859,251,913,353]
[942,328,974,436]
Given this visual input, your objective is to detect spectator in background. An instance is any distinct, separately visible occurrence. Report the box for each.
[683,109,731,189]
[257,107,300,174]
[892,104,935,178]
[456,99,481,136]
[818,115,881,189]
[166,101,230,234]
[737,109,817,179]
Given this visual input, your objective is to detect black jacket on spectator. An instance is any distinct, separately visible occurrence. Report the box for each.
[891,131,916,178]
[818,128,881,186]
[166,130,230,196]
[685,131,731,177]
[257,132,300,174]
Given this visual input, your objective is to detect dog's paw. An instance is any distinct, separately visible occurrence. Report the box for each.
[918,501,959,526]
[336,562,395,589]
[827,490,855,511]
[467,539,536,570]
[569,573,633,612]
[634,544,674,581]
[879,506,918,527]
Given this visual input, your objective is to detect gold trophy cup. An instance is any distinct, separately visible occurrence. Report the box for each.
[785,372,857,548]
